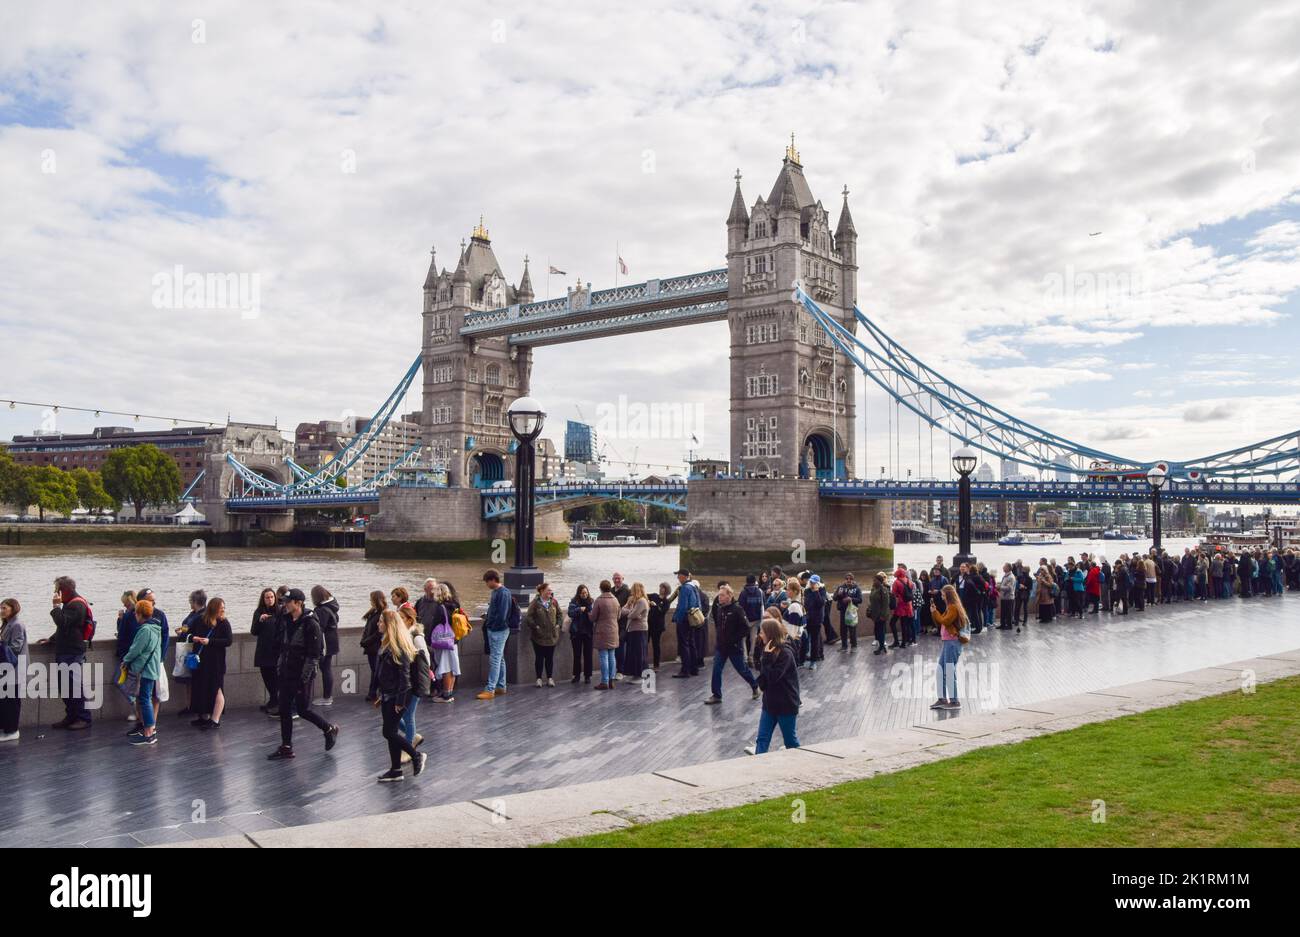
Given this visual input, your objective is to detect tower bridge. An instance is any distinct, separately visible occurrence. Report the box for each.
[210,140,1300,571]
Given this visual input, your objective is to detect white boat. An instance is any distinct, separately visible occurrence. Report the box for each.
[999,530,1062,546]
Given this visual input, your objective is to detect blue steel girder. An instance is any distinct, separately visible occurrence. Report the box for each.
[818,478,1300,504]
[480,483,689,519]
[179,469,206,501]
[461,268,728,341]
[505,299,728,346]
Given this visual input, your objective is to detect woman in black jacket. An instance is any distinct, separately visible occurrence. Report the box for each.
[311,585,340,706]
[190,597,233,729]
[360,590,386,703]
[374,609,425,783]
[567,585,594,684]
[647,583,670,671]
[750,617,801,755]
[251,587,280,714]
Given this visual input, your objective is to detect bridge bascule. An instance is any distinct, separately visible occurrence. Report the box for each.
[214,140,1300,562]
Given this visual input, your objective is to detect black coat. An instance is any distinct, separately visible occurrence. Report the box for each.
[757,638,800,716]
[377,648,412,704]
[360,608,383,655]
[250,604,281,669]
[315,598,340,655]
[278,609,323,686]
[48,595,89,656]
[646,594,668,635]
[715,601,749,654]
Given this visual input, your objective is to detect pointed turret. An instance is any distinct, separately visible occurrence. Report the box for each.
[517,255,535,304]
[727,169,749,225]
[422,245,438,291]
[451,240,471,306]
[835,185,856,239]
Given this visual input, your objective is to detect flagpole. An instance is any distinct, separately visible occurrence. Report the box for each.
[546,257,551,301]
[615,241,619,288]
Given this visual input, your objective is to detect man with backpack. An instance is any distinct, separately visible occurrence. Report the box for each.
[44,576,94,730]
[476,568,517,700]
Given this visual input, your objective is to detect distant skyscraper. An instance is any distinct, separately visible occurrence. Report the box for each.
[999,457,1018,481]
[565,420,596,463]
[974,462,995,483]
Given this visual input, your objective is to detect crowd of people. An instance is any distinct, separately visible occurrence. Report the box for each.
[1,542,1294,769]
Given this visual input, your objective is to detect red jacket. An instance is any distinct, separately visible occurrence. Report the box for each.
[1085,566,1101,596]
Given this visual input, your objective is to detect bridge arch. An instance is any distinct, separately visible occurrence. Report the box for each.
[800,429,835,480]
[468,450,506,489]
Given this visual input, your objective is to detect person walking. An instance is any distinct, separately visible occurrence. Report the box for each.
[567,585,594,685]
[267,589,339,760]
[622,582,650,683]
[747,617,801,755]
[475,569,515,700]
[525,583,562,687]
[189,597,232,730]
[360,590,386,703]
[704,584,760,706]
[251,587,283,713]
[374,609,427,783]
[310,586,340,706]
[122,597,163,745]
[670,569,702,679]
[591,580,621,690]
[0,599,28,741]
[397,604,431,759]
[866,571,889,654]
[929,583,969,711]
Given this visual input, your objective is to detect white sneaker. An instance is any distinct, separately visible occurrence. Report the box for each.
[613,674,623,682]
[535,678,544,688]
[547,678,555,687]
[0,731,18,742]
[743,744,756,756]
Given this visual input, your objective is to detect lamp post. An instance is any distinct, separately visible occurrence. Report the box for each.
[505,396,546,603]
[1146,463,1168,551]
[952,446,977,566]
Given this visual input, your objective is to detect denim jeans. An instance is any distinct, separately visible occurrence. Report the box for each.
[755,710,799,754]
[484,628,509,692]
[400,695,420,744]
[936,640,961,701]
[55,653,91,723]
[711,648,757,698]
[138,677,157,728]
[598,648,617,685]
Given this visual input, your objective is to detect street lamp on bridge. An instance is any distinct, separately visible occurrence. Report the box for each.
[1146,463,1168,551]
[505,396,547,602]
[952,446,977,566]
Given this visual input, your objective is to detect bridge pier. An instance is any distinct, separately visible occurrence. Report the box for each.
[364,486,569,560]
[680,478,893,576]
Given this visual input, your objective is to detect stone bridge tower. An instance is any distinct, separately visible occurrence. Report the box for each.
[725,138,857,481]
[420,219,534,488]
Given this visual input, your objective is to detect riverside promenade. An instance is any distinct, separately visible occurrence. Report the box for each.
[0,594,1295,847]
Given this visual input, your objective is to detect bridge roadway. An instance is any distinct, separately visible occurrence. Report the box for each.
[224,476,1300,514]
[1,591,1295,847]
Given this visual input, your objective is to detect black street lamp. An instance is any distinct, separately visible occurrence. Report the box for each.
[1146,463,1168,551]
[952,446,977,566]
[505,396,546,603]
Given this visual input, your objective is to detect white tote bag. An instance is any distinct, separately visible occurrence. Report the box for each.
[155,666,170,703]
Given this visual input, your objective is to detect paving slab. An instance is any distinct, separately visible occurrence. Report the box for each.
[786,727,945,760]
[651,747,823,789]
[469,772,688,826]
[249,800,496,848]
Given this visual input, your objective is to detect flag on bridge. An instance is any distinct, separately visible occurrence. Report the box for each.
[618,255,628,275]
[548,265,565,275]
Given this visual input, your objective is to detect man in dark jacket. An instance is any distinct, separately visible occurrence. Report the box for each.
[268,588,338,760]
[611,572,631,679]
[739,575,764,660]
[803,575,827,668]
[831,574,861,645]
[311,586,340,706]
[670,569,701,678]
[704,584,759,706]
[45,576,92,730]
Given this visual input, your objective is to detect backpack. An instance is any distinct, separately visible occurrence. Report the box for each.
[506,595,521,631]
[450,607,471,641]
[67,596,96,646]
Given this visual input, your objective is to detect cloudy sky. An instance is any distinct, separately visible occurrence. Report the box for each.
[2,0,1298,480]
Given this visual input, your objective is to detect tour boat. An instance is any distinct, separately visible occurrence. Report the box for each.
[999,530,1062,546]
[1102,529,1139,541]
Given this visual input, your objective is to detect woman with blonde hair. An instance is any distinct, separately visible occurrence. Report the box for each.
[397,604,431,757]
[621,582,650,681]
[374,609,425,782]
[929,583,968,711]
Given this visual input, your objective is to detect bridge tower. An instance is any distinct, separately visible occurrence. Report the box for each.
[726,137,857,481]
[420,219,534,488]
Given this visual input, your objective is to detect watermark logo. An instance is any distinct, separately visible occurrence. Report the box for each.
[50,868,151,917]
[151,265,261,320]
[593,394,703,441]
[1092,799,1107,823]
[1041,264,1150,315]
[0,657,105,710]
[191,18,206,44]
[888,653,1001,709]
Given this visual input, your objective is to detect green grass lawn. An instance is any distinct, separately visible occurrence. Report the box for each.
[552,675,1300,847]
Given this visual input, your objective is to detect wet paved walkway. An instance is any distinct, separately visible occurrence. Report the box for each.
[1,593,1296,847]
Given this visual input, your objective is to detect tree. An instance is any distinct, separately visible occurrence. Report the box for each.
[28,465,78,520]
[101,445,183,521]
[70,467,119,514]
[0,450,23,507]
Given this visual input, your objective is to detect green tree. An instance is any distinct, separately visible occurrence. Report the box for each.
[28,465,78,520]
[0,449,23,506]
[101,444,183,521]
[70,467,119,514]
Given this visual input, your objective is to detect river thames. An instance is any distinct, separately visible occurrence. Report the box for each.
[0,537,1201,631]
